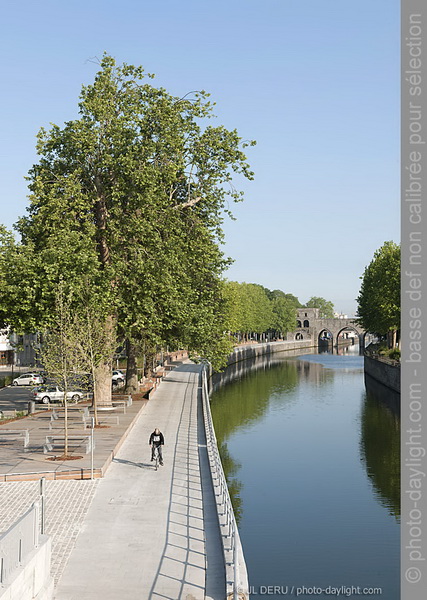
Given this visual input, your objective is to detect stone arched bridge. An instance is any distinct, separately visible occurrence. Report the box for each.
[287,307,366,348]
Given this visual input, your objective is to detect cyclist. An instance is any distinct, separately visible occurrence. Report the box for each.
[149,428,164,466]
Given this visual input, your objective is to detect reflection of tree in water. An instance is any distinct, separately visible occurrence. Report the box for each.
[360,392,400,520]
[218,442,243,523]
[211,360,300,523]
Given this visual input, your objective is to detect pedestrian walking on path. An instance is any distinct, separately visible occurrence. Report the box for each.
[149,427,164,465]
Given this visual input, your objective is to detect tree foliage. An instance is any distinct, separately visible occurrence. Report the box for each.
[223,281,300,338]
[270,295,298,333]
[0,54,255,388]
[356,241,400,342]
[304,296,335,318]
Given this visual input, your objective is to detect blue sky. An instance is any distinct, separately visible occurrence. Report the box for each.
[0,0,400,315]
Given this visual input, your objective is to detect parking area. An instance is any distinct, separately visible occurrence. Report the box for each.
[0,384,32,412]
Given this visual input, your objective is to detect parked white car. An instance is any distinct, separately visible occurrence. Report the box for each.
[12,373,44,386]
[112,370,125,385]
[30,385,84,404]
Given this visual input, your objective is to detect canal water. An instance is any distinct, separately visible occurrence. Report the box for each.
[210,347,400,599]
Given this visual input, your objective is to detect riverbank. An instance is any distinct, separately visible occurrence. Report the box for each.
[364,353,400,394]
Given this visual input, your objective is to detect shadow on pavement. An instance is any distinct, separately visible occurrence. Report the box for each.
[112,457,153,470]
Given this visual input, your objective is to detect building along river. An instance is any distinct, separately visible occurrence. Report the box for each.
[210,346,400,600]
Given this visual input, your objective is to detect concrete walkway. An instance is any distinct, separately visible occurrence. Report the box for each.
[54,363,225,600]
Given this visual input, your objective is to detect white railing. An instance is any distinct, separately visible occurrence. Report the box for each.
[201,366,249,600]
[0,502,40,584]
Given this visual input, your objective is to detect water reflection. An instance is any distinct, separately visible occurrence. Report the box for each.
[210,346,315,393]
[360,391,401,520]
[210,349,400,598]
[211,359,301,522]
[211,356,342,522]
[319,341,364,356]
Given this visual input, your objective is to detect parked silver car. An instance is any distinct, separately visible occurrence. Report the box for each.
[112,370,125,386]
[30,385,84,404]
[13,372,44,386]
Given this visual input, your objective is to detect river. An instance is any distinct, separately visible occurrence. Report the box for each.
[210,346,400,599]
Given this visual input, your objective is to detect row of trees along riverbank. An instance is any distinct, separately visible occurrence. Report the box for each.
[356,241,400,354]
[223,284,334,342]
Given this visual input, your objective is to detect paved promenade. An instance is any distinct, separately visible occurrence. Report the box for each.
[0,479,99,586]
[0,396,149,481]
[53,363,225,600]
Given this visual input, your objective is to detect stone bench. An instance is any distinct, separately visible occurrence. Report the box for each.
[110,395,132,412]
[0,429,29,447]
[51,406,89,418]
[111,401,127,413]
[48,407,90,429]
[44,434,94,454]
[84,414,120,427]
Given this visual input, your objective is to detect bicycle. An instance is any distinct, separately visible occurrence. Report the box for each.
[151,445,163,471]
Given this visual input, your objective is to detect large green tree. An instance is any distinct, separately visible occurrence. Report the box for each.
[0,54,254,400]
[356,241,400,347]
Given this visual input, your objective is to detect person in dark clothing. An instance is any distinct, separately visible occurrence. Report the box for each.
[149,428,164,465]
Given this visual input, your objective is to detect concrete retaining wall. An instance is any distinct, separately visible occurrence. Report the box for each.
[230,339,315,364]
[209,340,316,392]
[0,535,53,600]
[364,354,400,394]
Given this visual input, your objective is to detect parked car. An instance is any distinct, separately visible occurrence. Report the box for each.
[12,373,44,386]
[30,385,85,404]
[112,370,125,385]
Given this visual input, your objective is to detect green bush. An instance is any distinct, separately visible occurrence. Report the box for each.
[0,375,13,388]
[387,348,401,361]
[377,346,400,361]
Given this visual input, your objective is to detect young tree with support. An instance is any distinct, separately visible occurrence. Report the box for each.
[38,285,85,458]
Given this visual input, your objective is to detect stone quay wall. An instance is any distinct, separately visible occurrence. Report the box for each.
[208,339,316,392]
[364,354,401,394]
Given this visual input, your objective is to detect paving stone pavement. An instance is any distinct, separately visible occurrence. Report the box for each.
[0,479,99,585]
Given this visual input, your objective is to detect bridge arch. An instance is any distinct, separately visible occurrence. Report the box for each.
[335,326,365,347]
[292,328,312,341]
[318,329,333,344]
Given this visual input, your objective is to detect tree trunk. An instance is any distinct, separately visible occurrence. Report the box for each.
[387,330,397,350]
[125,339,139,394]
[392,329,397,349]
[94,360,113,407]
[93,314,117,407]
[63,376,69,456]
[64,398,68,456]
